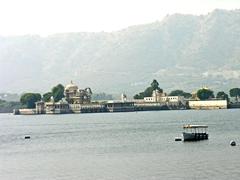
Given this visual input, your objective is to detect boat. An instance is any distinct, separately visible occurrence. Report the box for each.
[182,125,208,141]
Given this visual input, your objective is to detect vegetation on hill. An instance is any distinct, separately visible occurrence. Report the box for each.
[168,90,192,98]
[134,79,163,99]
[0,99,22,113]
[1,10,240,94]
[51,84,65,102]
[216,91,229,101]
[229,88,240,102]
[43,92,53,102]
[196,88,214,100]
[20,93,41,108]
[42,84,65,102]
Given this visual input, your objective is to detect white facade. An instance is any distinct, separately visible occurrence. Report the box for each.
[159,96,184,103]
[144,97,155,102]
[188,100,227,109]
[144,95,184,103]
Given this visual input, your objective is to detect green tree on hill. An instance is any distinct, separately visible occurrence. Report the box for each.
[143,87,154,97]
[229,88,240,102]
[20,93,41,108]
[52,84,65,102]
[42,84,65,102]
[43,92,53,102]
[151,79,163,92]
[169,90,192,98]
[216,91,229,101]
[197,88,214,100]
[134,79,163,99]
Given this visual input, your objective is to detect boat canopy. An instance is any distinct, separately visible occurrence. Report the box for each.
[183,125,208,129]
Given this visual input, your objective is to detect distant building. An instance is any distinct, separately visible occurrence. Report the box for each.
[121,93,127,102]
[143,90,185,104]
[35,101,45,114]
[35,81,93,114]
[64,81,92,104]
[45,98,70,114]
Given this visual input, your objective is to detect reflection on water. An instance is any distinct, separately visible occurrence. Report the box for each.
[0,109,240,180]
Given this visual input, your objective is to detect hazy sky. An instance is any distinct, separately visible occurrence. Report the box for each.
[0,0,239,36]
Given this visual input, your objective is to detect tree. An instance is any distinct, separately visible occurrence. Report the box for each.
[196,88,214,100]
[151,79,163,92]
[216,91,229,101]
[20,93,41,108]
[43,92,52,102]
[133,79,163,99]
[169,90,192,98]
[133,94,141,99]
[52,84,65,102]
[151,79,159,90]
[229,88,240,101]
[134,92,145,99]
[143,86,154,97]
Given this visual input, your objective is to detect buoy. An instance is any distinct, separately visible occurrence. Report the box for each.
[25,136,31,139]
[230,140,236,146]
[175,137,182,141]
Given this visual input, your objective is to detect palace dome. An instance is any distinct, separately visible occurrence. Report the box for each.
[65,81,78,91]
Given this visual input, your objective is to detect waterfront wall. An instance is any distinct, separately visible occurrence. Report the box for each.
[69,104,106,113]
[228,102,240,109]
[14,108,36,115]
[14,101,187,115]
[188,100,227,110]
[134,102,186,111]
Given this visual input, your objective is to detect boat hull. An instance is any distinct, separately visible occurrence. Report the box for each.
[183,132,208,141]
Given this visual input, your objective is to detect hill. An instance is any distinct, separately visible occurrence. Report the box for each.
[1,9,240,96]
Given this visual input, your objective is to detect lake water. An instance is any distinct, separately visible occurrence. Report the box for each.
[0,109,240,180]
